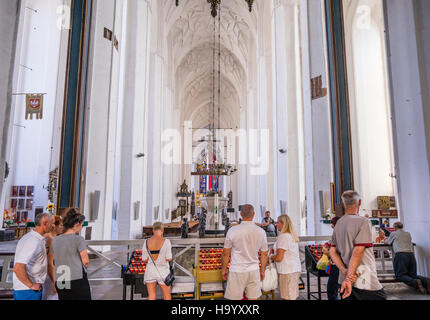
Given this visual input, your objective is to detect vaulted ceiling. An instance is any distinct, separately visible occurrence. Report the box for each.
[162,0,261,130]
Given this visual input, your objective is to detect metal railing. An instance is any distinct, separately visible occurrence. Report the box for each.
[3,236,402,293]
[85,236,334,287]
[0,253,14,290]
[1,236,333,290]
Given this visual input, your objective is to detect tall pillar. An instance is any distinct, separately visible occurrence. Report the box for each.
[82,0,122,241]
[57,0,92,211]
[145,0,164,226]
[117,0,151,239]
[301,0,334,235]
[0,0,21,227]
[384,0,430,277]
[272,0,302,230]
[272,0,288,217]
[325,0,354,203]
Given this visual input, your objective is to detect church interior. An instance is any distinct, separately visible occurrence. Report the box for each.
[0,0,429,300]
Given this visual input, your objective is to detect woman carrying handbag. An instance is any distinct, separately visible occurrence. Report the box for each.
[142,222,174,300]
[270,215,302,300]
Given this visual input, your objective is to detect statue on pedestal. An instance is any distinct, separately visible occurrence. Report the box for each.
[180,180,188,194]
[181,218,189,239]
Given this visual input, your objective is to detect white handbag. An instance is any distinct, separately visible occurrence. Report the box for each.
[261,262,278,292]
[353,264,373,290]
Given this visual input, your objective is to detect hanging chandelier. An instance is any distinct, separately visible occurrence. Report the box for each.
[190,3,238,178]
[175,0,255,18]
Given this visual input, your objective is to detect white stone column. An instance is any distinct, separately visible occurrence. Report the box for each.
[246,88,258,209]
[0,0,20,227]
[301,0,334,236]
[271,0,303,231]
[145,0,164,226]
[384,0,430,277]
[117,0,151,240]
[162,87,174,222]
[82,0,120,242]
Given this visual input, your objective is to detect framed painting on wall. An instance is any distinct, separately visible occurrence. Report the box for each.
[10,199,17,209]
[26,186,34,197]
[11,186,18,197]
[25,199,33,211]
[19,186,26,197]
[18,199,25,211]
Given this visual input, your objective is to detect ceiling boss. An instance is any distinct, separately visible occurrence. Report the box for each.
[175,0,255,18]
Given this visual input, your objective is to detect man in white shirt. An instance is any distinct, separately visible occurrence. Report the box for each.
[222,204,269,300]
[13,213,53,300]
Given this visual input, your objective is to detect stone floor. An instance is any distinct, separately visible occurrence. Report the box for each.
[1,240,429,300]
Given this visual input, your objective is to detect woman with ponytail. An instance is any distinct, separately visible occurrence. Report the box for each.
[51,208,91,300]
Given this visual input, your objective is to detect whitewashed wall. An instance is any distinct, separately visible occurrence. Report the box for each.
[2,0,64,223]
[343,0,396,215]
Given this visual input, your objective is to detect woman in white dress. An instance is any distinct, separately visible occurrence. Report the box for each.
[269,214,302,300]
[142,222,173,300]
[43,215,63,300]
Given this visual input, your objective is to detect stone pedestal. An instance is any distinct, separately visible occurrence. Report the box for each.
[200,196,228,232]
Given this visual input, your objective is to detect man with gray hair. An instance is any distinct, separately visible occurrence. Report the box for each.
[12,213,53,300]
[222,204,269,300]
[386,222,430,294]
[329,191,386,300]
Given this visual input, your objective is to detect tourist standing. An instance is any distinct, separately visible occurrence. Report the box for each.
[270,214,301,300]
[222,204,269,300]
[257,211,277,237]
[52,209,91,300]
[142,222,173,300]
[329,191,386,300]
[43,215,63,300]
[12,213,53,300]
[386,222,430,294]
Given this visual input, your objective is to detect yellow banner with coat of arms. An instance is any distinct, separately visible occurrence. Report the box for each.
[25,94,44,120]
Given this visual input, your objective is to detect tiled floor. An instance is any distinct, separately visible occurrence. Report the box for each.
[1,240,429,300]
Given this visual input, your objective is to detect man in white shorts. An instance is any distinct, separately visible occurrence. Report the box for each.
[222,204,269,300]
